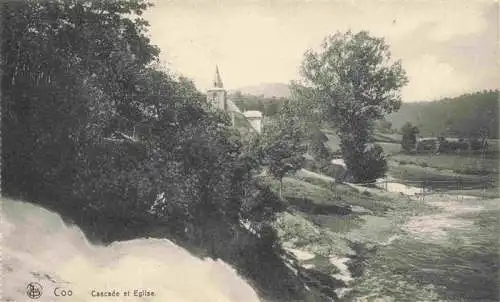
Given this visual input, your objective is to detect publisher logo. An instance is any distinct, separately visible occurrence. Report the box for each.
[27,282,43,299]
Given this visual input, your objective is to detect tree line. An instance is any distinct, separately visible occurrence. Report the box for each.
[401,122,489,154]
[0,1,311,300]
[388,90,499,139]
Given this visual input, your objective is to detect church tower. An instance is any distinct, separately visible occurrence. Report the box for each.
[206,65,227,111]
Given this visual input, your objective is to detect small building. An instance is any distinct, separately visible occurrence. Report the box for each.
[206,66,228,112]
[243,110,263,134]
[206,66,263,134]
[416,137,438,152]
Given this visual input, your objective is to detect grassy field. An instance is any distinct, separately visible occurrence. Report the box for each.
[323,130,402,153]
[265,171,431,237]
[269,129,499,301]
[389,152,498,174]
[325,129,499,159]
[372,132,401,143]
[486,139,500,152]
[324,132,342,152]
[378,142,402,154]
[375,140,499,196]
[266,173,395,215]
[267,170,437,300]
[265,154,499,301]
[323,131,498,193]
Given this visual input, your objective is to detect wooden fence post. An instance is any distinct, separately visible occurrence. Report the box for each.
[421,184,424,201]
[481,178,487,199]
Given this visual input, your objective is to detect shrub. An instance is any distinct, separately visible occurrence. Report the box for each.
[361,190,372,196]
[401,123,419,152]
[343,144,388,183]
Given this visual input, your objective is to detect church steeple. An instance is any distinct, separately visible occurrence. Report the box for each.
[213,65,224,88]
[207,65,227,111]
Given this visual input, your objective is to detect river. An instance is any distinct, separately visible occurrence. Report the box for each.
[345,178,499,301]
[296,161,499,301]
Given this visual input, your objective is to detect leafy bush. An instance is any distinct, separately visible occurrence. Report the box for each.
[401,122,419,152]
[343,144,388,183]
[361,190,372,196]
[438,140,470,153]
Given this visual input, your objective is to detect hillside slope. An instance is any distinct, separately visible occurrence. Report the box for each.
[1,198,259,302]
[387,90,499,138]
[230,83,291,98]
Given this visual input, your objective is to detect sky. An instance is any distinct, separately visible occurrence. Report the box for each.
[144,0,499,102]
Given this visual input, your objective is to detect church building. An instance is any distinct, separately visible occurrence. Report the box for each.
[207,66,263,134]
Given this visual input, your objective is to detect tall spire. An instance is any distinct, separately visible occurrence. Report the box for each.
[213,65,223,88]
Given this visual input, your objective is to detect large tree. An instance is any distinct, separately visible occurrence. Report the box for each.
[258,104,306,198]
[401,122,419,152]
[294,31,408,182]
[1,0,158,201]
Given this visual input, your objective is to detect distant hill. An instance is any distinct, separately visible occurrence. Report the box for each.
[230,83,291,99]
[387,90,499,139]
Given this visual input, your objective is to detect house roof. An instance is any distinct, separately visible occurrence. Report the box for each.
[208,65,261,133]
[226,98,242,113]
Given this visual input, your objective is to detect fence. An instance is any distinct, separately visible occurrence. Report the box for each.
[345,177,495,201]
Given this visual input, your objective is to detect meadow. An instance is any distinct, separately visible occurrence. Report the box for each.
[267,129,500,301]
[283,166,498,301]
[378,140,499,196]
[388,151,498,174]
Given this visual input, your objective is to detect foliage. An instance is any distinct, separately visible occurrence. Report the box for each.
[390,152,498,177]
[1,2,309,300]
[2,0,158,201]
[307,125,331,161]
[258,104,307,196]
[401,122,419,152]
[294,31,407,182]
[342,143,388,183]
[437,138,468,153]
[376,119,393,133]
[274,211,351,256]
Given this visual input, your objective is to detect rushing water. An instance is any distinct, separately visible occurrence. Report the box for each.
[313,159,499,301]
[346,183,500,301]
[1,198,260,302]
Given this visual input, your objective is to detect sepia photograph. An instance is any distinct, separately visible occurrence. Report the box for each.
[1,0,499,301]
